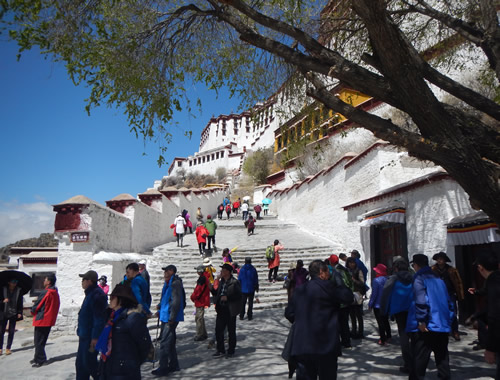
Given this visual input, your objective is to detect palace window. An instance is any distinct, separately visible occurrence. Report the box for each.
[313,129,320,140]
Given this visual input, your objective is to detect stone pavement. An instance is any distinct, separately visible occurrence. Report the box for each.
[0,308,495,379]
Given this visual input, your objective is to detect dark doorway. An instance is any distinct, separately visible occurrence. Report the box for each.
[372,223,408,273]
[455,242,500,322]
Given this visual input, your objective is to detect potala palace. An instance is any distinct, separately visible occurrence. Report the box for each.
[10,23,498,334]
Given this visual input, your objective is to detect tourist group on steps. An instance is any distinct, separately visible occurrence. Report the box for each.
[1,202,499,380]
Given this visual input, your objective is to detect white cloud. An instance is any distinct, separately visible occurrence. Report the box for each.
[0,200,55,247]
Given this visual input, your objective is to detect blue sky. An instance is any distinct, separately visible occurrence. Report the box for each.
[0,40,242,246]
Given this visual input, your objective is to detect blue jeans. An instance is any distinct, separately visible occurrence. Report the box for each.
[76,337,98,380]
[159,322,179,372]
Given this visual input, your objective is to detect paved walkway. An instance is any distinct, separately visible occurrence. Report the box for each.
[0,308,495,379]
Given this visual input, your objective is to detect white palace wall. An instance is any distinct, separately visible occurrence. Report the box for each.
[270,142,473,281]
[53,189,224,333]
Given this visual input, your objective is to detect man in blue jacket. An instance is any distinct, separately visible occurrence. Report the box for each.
[380,258,413,374]
[285,260,353,379]
[238,257,259,321]
[407,254,453,380]
[125,263,151,315]
[77,270,107,380]
[152,265,185,377]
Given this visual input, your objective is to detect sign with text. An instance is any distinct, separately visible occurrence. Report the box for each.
[71,232,89,243]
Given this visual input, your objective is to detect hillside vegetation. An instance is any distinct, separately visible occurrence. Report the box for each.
[0,233,57,262]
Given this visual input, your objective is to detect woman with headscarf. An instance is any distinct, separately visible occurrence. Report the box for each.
[96,284,152,379]
[0,279,23,355]
[369,263,392,345]
[98,276,110,295]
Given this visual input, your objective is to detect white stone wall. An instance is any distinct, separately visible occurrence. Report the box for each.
[271,144,473,278]
[53,189,224,333]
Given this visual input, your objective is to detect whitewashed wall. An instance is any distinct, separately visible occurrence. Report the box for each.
[271,144,473,277]
[53,189,224,333]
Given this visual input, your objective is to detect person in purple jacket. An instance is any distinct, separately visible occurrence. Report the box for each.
[293,260,309,288]
[369,263,392,345]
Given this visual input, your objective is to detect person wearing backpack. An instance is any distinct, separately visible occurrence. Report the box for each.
[225,204,232,220]
[246,214,256,235]
[96,284,152,380]
[267,240,284,283]
[329,254,354,349]
[217,204,224,220]
[204,215,218,251]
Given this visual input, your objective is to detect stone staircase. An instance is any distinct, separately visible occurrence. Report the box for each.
[146,216,342,317]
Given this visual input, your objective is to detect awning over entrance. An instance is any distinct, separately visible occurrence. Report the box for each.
[359,206,406,227]
[446,211,500,246]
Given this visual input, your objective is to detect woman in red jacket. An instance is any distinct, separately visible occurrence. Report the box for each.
[195,222,210,256]
[268,240,284,283]
[190,266,211,341]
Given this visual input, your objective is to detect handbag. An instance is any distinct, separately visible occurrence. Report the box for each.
[353,291,364,305]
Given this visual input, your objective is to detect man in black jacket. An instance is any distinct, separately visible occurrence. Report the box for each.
[285,260,353,380]
[475,252,500,379]
[76,270,107,380]
[210,263,242,358]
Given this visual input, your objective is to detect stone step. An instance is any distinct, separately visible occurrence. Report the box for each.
[145,217,344,317]
[146,247,334,316]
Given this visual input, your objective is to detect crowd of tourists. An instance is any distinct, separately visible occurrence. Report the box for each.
[282,251,500,380]
[1,202,499,380]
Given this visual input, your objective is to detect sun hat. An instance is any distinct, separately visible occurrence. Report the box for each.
[203,258,212,266]
[109,284,138,305]
[195,265,205,272]
[328,254,339,266]
[220,263,234,272]
[432,252,451,263]
[373,263,388,276]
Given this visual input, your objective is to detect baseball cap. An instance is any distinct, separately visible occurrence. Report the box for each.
[79,270,98,282]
